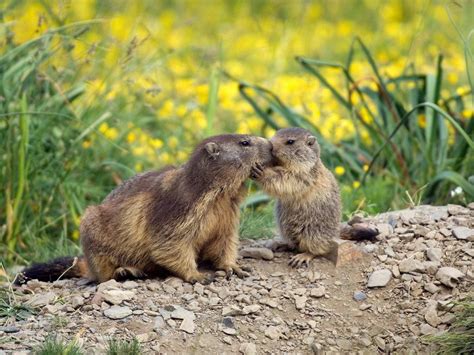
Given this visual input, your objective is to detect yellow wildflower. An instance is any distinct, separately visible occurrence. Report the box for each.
[352,181,361,189]
[127,132,137,143]
[149,138,163,149]
[335,166,345,176]
[168,136,179,149]
[82,140,92,149]
[363,164,369,172]
[104,127,119,140]
[72,230,80,240]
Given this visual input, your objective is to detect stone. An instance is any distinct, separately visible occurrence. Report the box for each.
[424,283,440,294]
[367,269,392,288]
[71,295,85,308]
[104,306,132,319]
[0,326,19,333]
[376,223,393,236]
[240,343,257,355]
[353,291,367,302]
[171,306,196,321]
[452,227,474,241]
[153,316,165,331]
[101,289,135,305]
[420,323,437,335]
[26,292,56,307]
[294,296,307,310]
[242,305,261,315]
[425,309,441,327]
[310,286,325,298]
[426,248,442,262]
[264,326,280,340]
[180,317,195,334]
[398,258,425,273]
[239,247,274,260]
[327,238,367,266]
[122,280,139,289]
[222,327,237,335]
[136,332,156,343]
[222,305,242,316]
[436,267,464,288]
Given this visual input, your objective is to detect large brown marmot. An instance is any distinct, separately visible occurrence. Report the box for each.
[252,127,342,268]
[18,134,272,284]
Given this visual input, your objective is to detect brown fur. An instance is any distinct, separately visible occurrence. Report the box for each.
[254,128,341,267]
[21,134,272,284]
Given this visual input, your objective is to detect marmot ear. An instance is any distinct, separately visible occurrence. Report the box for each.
[205,142,220,160]
[307,136,317,146]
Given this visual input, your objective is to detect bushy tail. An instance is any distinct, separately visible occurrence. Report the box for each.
[340,223,379,241]
[14,256,89,285]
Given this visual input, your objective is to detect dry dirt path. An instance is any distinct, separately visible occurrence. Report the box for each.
[1,204,473,354]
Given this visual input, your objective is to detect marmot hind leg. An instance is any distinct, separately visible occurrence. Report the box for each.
[113,266,146,281]
[289,252,315,268]
[152,247,214,284]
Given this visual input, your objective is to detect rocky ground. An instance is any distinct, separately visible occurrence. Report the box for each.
[1,204,473,354]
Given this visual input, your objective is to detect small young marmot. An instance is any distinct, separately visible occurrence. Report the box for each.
[252,127,341,267]
[18,134,272,284]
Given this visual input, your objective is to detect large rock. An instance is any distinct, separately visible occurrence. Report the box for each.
[101,289,135,305]
[104,306,132,319]
[26,292,56,307]
[327,238,367,267]
[239,247,274,260]
[367,269,392,288]
[452,227,474,241]
[398,258,425,273]
[436,267,464,288]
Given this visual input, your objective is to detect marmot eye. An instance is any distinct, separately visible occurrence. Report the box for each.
[240,140,250,146]
[286,139,295,145]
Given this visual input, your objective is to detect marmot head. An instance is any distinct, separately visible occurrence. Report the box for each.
[187,134,273,188]
[270,127,320,171]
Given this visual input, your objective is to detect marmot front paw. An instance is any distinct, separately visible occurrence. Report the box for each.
[251,163,265,179]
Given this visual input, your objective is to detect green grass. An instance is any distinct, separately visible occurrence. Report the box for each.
[106,338,141,355]
[426,298,474,354]
[33,337,83,355]
[0,286,36,321]
[240,201,275,239]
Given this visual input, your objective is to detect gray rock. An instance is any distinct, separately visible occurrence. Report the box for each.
[104,306,132,319]
[240,342,257,355]
[377,223,393,236]
[353,291,367,302]
[424,283,440,294]
[425,309,441,327]
[240,247,274,260]
[101,289,135,305]
[367,269,392,288]
[171,306,196,321]
[426,248,442,262]
[264,326,280,340]
[294,296,307,310]
[0,326,19,333]
[71,295,85,308]
[153,316,165,331]
[452,227,474,241]
[399,258,425,273]
[222,305,242,316]
[420,323,437,335]
[242,304,261,315]
[310,286,325,298]
[179,317,195,334]
[436,267,464,288]
[222,327,237,335]
[27,292,56,307]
